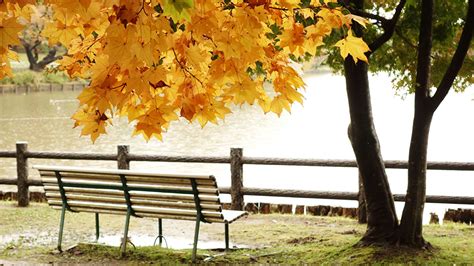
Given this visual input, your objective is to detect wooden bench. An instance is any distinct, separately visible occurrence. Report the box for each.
[34,165,247,261]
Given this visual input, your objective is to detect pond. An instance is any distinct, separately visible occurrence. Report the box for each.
[1,71,473,222]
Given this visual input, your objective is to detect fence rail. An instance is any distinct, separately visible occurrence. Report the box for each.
[1,142,474,214]
[0,83,85,94]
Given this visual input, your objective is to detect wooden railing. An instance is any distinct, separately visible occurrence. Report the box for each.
[0,82,85,94]
[1,142,474,212]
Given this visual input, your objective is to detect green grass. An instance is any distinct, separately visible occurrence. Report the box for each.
[0,201,473,264]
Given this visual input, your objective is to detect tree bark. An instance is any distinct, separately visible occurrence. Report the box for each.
[357,172,367,224]
[399,108,433,247]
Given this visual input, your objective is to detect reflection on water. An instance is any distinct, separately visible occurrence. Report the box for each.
[1,72,473,222]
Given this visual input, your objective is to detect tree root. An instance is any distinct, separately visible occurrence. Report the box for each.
[355,232,435,251]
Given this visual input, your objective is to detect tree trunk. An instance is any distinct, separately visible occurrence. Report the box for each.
[23,43,60,72]
[24,43,41,71]
[345,58,399,245]
[399,108,432,247]
[399,0,434,247]
[344,0,398,245]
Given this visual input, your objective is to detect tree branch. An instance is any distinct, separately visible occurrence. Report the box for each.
[368,0,407,54]
[395,28,417,49]
[347,8,389,25]
[31,40,41,51]
[430,0,474,111]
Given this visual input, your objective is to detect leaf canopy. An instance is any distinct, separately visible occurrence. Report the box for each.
[0,0,369,142]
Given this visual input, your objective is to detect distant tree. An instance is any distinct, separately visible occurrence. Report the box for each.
[20,4,63,71]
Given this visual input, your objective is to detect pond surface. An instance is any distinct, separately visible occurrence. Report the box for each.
[1,72,473,222]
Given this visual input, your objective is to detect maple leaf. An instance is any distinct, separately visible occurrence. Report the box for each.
[334,30,370,63]
[279,0,300,10]
[280,19,305,56]
[185,44,210,73]
[317,8,349,29]
[42,9,80,46]
[270,95,291,116]
[0,16,22,47]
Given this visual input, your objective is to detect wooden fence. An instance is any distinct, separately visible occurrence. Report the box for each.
[1,142,474,215]
[0,83,85,94]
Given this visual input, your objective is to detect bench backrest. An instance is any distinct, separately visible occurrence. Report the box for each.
[34,165,225,223]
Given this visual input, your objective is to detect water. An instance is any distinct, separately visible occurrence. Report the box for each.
[1,72,473,222]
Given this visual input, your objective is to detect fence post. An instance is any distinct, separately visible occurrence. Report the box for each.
[117,145,130,170]
[357,172,367,224]
[16,142,29,207]
[230,148,244,210]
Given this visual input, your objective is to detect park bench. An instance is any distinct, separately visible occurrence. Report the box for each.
[33,165,247,261]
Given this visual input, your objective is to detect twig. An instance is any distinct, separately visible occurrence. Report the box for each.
[171,48,205,86]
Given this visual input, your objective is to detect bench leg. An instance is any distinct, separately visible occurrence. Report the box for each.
[95,213,100,242]
[57,204,66,252]
[225,222,230,252]
[158,218,163,246]
[192,214,201,262]
[121,210,131,257]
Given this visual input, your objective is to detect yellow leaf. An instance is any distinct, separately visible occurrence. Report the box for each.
[334,30,370,63]
[347,14,369,28]
[270,95,291,116]
[279,0,300,10]
[0,16,22,47]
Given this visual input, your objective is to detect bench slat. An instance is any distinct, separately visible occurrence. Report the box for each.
[125,176,216,186]
[41,176,217,190]
[43,172,216,186]
[45,187,220,205]
[46,194,127,205]
[37,166,213,180]
[129,191,220,204]
[52,206,128,216]
[130,199,222,211]
[57,180,216,196]
[49,200,128,210]
[133,212,197,221]
[47,193,221,212]
[133,206,223,219]
[41,172,121,181]
[67,194,126,204]
[44,186,125,197]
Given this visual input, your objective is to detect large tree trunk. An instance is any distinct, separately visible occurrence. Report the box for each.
[344,0,398,246]
[344,58,398,245]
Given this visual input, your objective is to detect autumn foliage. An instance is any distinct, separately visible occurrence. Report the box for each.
[0,0,369,142]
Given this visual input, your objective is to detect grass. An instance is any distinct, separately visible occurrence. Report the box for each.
[0,70,83,86]
[0,201,473,264]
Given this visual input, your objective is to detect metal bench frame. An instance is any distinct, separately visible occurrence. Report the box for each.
[35,165,247,262]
